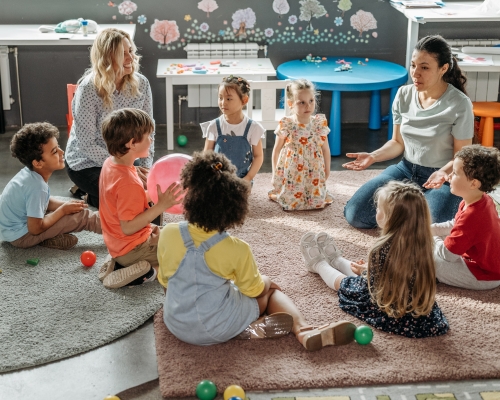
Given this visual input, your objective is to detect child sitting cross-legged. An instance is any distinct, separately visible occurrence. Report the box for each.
[300,181,449,338]
[158,151,356,351]
[0,122,101,250]
[432,145,500,289]
[98,108,183,289]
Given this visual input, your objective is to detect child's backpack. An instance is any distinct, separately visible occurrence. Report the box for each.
[214,117,253,178]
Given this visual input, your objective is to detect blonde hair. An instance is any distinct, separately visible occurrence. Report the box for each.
[285,78,319,112]
[80,28,142,109]
[367,181,436,319]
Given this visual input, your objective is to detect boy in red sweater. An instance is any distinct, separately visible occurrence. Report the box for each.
[432,145,500,289]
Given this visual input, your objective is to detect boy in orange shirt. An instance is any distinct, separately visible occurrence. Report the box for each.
[98,108,183,289]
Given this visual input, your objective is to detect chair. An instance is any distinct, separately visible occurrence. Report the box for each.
[66,84,78,136]
[246,80,291,148]
[472,102,500,147]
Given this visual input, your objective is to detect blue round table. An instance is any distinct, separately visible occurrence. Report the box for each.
[277,57,408,156]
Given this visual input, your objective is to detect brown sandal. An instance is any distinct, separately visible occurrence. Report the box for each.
[235,312,293,340]
[300,320,356,351]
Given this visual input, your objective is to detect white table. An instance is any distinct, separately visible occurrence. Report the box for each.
[390,1,500,71]
[0,24,136,45]
[0,24,135,124]
[156,58,276,150]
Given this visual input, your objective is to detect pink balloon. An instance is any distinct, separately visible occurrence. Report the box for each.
[147,153,192,214]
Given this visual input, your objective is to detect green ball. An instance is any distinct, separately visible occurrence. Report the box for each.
[177,134,188,147]
[354,325,373,345]
[196,380,217,400]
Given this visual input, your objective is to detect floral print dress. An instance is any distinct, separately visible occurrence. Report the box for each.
[338,242,449,338]
[268,114,333,210]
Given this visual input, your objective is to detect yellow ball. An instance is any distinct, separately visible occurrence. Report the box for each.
[104,396,121,400]
[224,385,245,400]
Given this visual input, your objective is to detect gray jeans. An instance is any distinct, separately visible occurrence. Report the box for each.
[434,236,500,290]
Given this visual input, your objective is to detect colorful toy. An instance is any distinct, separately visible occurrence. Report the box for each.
[177,135,188,147]
[228,397,243,400]
[196,380,217,400]
[103,396,121,400]
[224,385,245,400]
[354,325,373,345]
[302,53,327,64]
[80,251,96,267]
[146,153,192,214]
[26,258,40,266]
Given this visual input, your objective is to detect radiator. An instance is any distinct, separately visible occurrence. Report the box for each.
[0,46,12,111]
[185,43,259,108]
[448,39,500,102]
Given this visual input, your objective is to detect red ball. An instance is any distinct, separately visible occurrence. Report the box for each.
[80,251,96,267]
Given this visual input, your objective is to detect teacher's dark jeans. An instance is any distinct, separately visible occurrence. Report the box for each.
[65,161,101,209]
[344,158,461,229]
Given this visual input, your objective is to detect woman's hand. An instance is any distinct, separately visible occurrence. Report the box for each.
[136,166,149,189]
[350,259,366,275]
[342,153,376,171]
[423,170,448,189]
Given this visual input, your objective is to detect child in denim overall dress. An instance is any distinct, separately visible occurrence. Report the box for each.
[157,152,356,350]
[201,76,265,181]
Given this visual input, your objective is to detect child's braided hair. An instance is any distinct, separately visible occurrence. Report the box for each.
[219,75,251,101]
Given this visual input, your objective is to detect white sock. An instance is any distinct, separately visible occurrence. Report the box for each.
[331,256,357,277]
[316,260,345,291]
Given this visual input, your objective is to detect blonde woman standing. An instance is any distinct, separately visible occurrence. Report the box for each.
[65,28,154,209]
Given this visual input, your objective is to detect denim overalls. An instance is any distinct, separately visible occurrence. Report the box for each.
[214,117,254,178]
[163,222,259,345]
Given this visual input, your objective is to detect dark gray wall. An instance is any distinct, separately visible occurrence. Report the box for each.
[0,0,497,128]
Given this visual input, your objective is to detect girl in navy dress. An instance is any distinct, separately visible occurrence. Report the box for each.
[300,181,449,338]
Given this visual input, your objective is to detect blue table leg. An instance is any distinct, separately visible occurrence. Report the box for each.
[329,90,341,156]
[388,86,398,140]
[369,90,381,130]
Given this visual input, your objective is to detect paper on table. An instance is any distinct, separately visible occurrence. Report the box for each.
[457,53,494,66]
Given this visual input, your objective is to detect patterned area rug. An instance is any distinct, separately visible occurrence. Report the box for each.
[154,171,500,398]
[0,204,164,372]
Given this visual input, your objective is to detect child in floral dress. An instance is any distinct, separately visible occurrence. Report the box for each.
[269,79,332,210]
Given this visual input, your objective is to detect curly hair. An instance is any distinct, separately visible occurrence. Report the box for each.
[10,122,60,170]
[101,108,154,157]
[181,151,250,233]
[80,28,142,109]
[368,181,436,319]
[455,145,500,193]
[219,75,250,101]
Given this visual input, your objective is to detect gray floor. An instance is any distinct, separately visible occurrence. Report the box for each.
[0,122,498,400]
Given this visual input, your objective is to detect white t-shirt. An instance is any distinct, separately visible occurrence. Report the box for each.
[200,115,265,147]
[392,84,474,168]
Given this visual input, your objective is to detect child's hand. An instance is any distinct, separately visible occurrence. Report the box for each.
[350,259,366,275]
[156,182,184,211]
[61,200,88,215]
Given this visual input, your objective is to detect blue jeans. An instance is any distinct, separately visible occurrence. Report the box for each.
[344,158,461,229]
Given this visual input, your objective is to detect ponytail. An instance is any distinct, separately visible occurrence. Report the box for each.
[415,35,467,95]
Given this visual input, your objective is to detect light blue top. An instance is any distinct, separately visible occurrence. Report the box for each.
[277,57,408,91]
[65,72,155,171]
[0,167,49,242]
[393,84,474,168]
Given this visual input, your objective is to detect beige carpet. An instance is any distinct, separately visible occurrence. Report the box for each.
[154,171,500,398]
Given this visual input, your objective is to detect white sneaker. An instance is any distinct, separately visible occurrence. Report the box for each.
[315,232,342,265]
[300,232,325,273]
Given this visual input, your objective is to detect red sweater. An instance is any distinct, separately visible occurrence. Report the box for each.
[445,194,500,281]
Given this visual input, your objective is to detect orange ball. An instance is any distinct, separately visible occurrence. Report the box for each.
[80,251,96,267]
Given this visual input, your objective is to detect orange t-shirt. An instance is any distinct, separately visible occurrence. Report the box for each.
[99,157,152,258]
